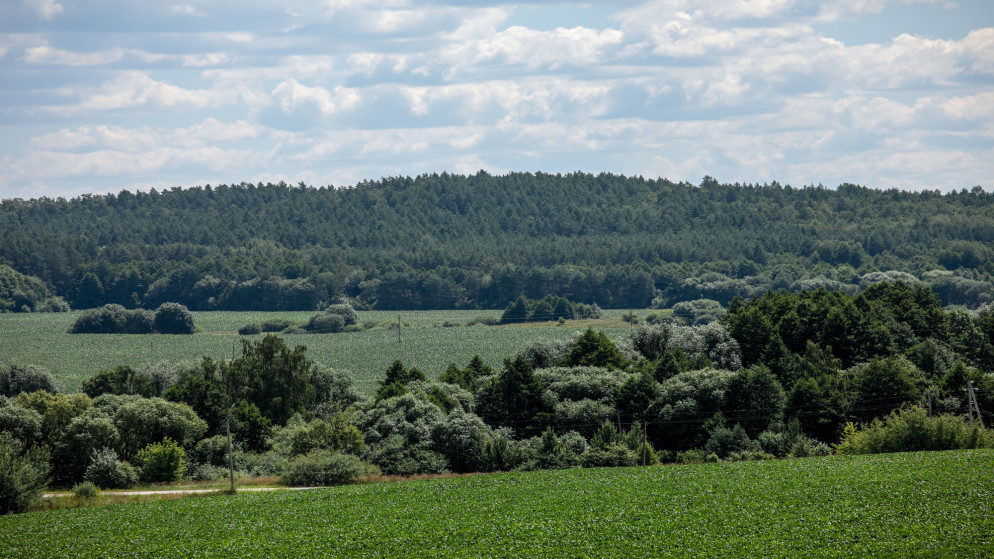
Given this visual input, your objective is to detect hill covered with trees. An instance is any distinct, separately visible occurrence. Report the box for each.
[1,173,992,311]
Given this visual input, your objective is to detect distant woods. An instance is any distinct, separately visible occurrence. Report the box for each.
[1,173,993,312]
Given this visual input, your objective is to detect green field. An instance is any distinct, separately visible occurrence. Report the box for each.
[2,450,992,557]
[0,310,642,394]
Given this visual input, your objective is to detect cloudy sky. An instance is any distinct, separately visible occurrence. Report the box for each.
[1,0,992,199]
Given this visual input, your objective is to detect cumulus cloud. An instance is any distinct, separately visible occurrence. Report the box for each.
[0,0,991,195]
[22,0,63,20]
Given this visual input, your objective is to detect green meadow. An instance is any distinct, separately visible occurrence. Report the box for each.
[2,450,992,558]
[0,310,642,394]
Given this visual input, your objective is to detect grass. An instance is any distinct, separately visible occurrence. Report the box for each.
[2,449,992,557]
[0,310,646,394]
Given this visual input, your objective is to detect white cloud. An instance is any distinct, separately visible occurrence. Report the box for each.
[271,79,360,116]
[22,45,125,66]
[460,26,624,70]
[58,71,227,112]
[21,0,63,20]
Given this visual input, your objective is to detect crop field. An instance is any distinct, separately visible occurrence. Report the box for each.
[3,450,993,557]
[0,310,643,394]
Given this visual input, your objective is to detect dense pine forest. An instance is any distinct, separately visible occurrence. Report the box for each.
[1,172,993,312]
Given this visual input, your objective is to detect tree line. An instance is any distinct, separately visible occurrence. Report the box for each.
[3,281,993,513]
[1,174,992,312]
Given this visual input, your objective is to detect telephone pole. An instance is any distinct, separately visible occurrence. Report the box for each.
[966,381,984,427]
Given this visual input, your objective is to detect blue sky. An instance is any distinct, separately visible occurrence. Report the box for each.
[1,0,992,199]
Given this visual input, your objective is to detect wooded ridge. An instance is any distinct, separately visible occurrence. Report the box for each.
[1,173,992,311]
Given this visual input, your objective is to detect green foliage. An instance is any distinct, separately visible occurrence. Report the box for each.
[238,323,262,335]
[836,406,994,455]
[851,357,922,423]
[68,304,154,334]
[704,424,760,459]
[68,303,195,334]
[82,366,157,398]
[0,398,43,446]
[437,355,492,392]
[0,433,49,515]
[153,303,196,334]
[113,397,206,459]
[562,328,629,369]
[84,447,138,489]
[71,481,98,500]
[476,356,547,435]
[375,360,427,401]
[500,295,600,324]
[271,412,365,458]
[0,364,60,397]
[136,437,187,483]
[282,450,379,487]
[0,264,67,313]
[232,335,317,425]
[14,390,91,445]
[723,365,785,437]
[53,409,121,484]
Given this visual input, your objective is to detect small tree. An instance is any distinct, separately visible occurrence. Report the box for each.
[153,303,196,334]
[136,437,186,483]
[84,447,137,489]
[0,433,50,515]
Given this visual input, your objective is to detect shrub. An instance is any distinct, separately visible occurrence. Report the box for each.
[704,424,759,459]
[261,319,294,332]
[191,435,231,468]
[0,364,60,397]
[84,448,138,489]
[238,323,262,335]
[153,303,196,334]
[0,434,50,515]
[72,481,98,500]
[283,450,378,486]
[136,437,187,483]
[189,464,232,482]
[466,316,498,327]
[306,313,345,333]
[836,406,994,455]
[324,304,359,326]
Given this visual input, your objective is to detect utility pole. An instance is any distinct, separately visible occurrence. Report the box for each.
[397,315,402,344]
[966,381,984,427]
[642,402,656,467]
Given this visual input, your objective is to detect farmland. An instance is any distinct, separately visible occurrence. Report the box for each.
[0,310,641,394]
[3,450,993,557]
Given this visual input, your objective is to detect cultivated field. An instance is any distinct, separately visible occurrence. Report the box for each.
[2,450,992,557]
[0,310,643,394]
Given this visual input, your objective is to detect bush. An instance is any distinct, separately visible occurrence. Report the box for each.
[84,448,138,489]
[72,481,98,499]
[283,450,378,486]
[238,323,262,335]
[189,463,232,482]
[0,364,60,397]
[136,437,187,483]
[704,424,759,459]
[466,316,498,327]
[306,313,345,333]
[836,406,994,455]
[0,434,50,515]
[153,303,196,334]
[261,319,294,332]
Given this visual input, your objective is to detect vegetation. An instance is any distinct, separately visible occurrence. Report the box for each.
[1,451,992,556]
[69,303,195,334]
[1,175,992,313]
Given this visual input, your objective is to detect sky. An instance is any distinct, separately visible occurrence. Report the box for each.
[0,0,992,200]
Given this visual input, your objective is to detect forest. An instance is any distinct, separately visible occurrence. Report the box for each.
[3,281,994,515]
[1,173,993,312]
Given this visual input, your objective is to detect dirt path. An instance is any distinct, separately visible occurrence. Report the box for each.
[44,487,313,498]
